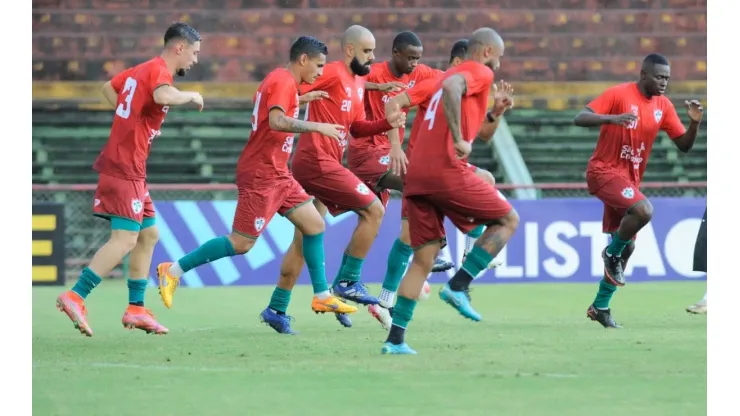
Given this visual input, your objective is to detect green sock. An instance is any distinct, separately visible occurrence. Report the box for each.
[606,234,630,256]
[178,236,236,273]
[269,287,292,314]
[127,278,147,306]
[382,239,413,292]
[303,232,329,294]
[468,225,485,239]
[332,252,349,287]
[338,254,364,283]
[593,279,617,309]
[461,245,494,279]
[391,295,417,329]
[71,267,102,299]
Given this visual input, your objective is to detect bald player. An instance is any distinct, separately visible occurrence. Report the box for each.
[259,25,406,333]
[381,28,520,355]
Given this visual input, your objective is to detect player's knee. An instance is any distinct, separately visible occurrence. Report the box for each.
[411,250,435,271]
[476,169,496,186]
[501,208,520,231]
[137,225,159,247]
[228,233,256,255]
[110,230,139,253]
[629,200,654,224]
[362,200,386,223]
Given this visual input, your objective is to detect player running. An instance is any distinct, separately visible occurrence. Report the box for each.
[352,31,454,277]
[368,39,513,329]
[381,28,520,355]
[259,25,407,333]
[156,36,359,322]
[55,23,204,337]
[686,208,707,314]
[573,53,704,327]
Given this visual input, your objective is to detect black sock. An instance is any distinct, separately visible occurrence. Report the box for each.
[386,324,406,345]
[448,269,474,291]
[129,301,144,307]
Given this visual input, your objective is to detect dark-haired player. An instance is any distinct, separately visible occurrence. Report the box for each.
[156,36,358,326]
[260,25,406,332]
[368,39,512,329]
[381,28,520,355]
[55,23,204,337]
[573,53,704,327]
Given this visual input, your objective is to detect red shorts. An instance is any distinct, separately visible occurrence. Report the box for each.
[233,178,312,238]
[93,173,154,223]
[348,147,391,191]
[400,163,479,220]
[587,171,646,238]
[405,173,513,248]
[293,159,380,216]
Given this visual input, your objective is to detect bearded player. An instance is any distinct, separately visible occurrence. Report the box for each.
[351,31,454,277]
[156,37,359,322]
[368,39,513,329]
[257,25,406,333]
[573,53,704,328]
[381,28,521,355]
[54,23,204,337]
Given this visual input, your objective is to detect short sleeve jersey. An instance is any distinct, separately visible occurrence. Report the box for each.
[293,61,365,165]
[404,72,448,157]
[405,61,494,194]
[586,82,686,184]
[236,68,300,186]
[353,62,442,155]
[93,56,173,180]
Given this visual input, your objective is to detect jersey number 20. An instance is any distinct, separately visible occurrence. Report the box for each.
[423,89,444,130]
[115,77,138,119]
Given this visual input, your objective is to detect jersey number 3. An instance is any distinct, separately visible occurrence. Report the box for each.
[423,89,444,130]
[115,77,138,119]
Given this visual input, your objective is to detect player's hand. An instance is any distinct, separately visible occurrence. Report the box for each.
[190,93,204,111]
[377,82,407,93]
[454,140,472,159]
[317,123,345,141]
[386,104,407,128]
[300,91,329,104]
[685,99,704,123]
[491,80,514,116]
[609,112,637,127]
[389,142,408,176]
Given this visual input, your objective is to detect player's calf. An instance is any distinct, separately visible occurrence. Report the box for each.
[606,201,653,286]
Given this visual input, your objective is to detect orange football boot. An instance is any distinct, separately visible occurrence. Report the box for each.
[122,305,169,334]
[311,295,358,314]
[156,262,180,308]
[56,290,93,337]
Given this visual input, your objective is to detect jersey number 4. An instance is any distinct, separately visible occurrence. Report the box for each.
[115,77,138,119]
[423,89,444,130]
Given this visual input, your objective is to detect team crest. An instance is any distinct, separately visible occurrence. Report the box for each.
[654,109,663,123]
[621,187,635,199]
[379,155,390,166]
[345,87,352,97]
[357,88,364,100]
[356,183,370,195]
[408,80,416,89]
[254,217,266,232]
[131,199,143,214]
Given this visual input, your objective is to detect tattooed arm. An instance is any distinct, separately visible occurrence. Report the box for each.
[268,108,342,135]
[441,75,467,143]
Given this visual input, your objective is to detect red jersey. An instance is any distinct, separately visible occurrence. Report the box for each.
[293,61,366,165]
[236,68,300,185]
[351,62,441,156]
[93,56,173,180]
[404,72,448,158]
[586,82,686,184]
[405,61,494,194]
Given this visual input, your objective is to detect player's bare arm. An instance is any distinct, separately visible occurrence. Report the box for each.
[672,99,704,153]
[268,107,344,140]
[101,81,118,107]
[298,90,329,104]
[441,74,466,144]
[574,107,636,128]
[153,85,203,109]
[366,81,406,92]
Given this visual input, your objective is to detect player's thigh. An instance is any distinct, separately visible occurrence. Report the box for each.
[433,177,514,234]
[405,195,446,250]
[232,186,281,239]
[297,166,378,216]
[350,148,393,191]
[280,180,325,235]
[93,173,147,227]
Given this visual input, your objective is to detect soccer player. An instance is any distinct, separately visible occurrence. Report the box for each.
[686,208,707,314]
[156,36,359,323]
[350,31,454,276]
[54,23,204,337]
[259,25,407,333]
[368,39,513,329]
[381,28,520,355]
[573,53,704,327]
